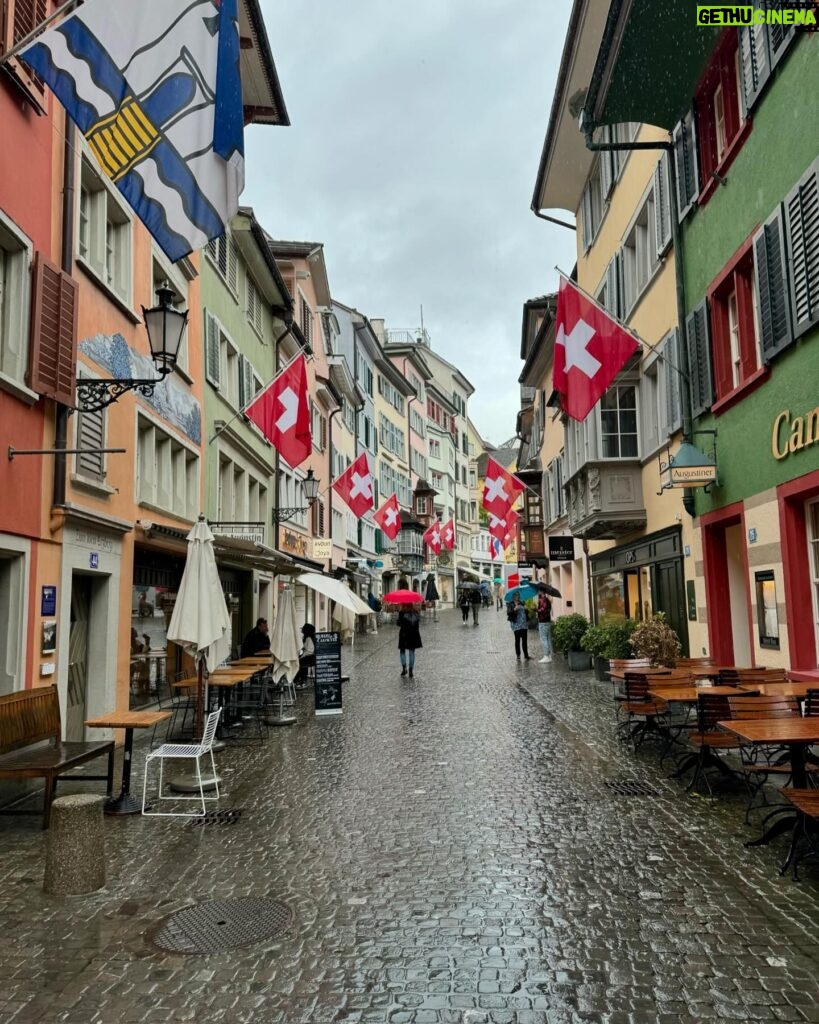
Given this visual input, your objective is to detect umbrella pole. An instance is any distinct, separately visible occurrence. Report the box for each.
[196,656,204,741]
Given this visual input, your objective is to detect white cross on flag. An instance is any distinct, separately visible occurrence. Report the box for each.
[482,457,524,518]
[245,354,311,468]
[373,494,401,540]
[488,507,519,543]
[441,518,456,550]
[554,275,640,422]
[332,452,374,519]
[422,520,442,556]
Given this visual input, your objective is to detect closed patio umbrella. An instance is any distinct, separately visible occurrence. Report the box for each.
[166,516,231,739]
[268,589,300,726]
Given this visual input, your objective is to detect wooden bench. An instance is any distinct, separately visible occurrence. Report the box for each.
[0,685,115,828]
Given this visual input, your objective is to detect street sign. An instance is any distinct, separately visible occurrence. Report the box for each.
[314,631,342,716]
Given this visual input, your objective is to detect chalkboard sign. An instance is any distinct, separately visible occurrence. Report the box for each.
[314,631,342,716]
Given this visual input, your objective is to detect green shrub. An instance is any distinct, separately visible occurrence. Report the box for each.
[552,613,591,653]
[606,619,638,658]
[580,624,609,659]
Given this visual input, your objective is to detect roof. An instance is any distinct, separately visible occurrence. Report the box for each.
[520,294,557,361]
[235,208,292,308]
[240,0,290,126]
[268,240,331,308]
[531,0,611,215]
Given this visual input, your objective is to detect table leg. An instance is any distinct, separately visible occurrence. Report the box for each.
[104,727,143,815]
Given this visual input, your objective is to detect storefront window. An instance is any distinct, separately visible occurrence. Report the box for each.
[130,584,175,708]
[595,572,626,623]
[807,501,819,656]
[755,570,779,650]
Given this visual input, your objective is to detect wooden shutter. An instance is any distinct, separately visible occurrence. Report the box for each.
[754,206,793,362]
[227,237,238,293]
[238,355,254,407]
[312,498,325,536]
[653,152,673,257]
[600,134,614,200]
[28,253,77,406]
[784,159,819,340]
[739,19,770,115]
[672,110,699,222]
[580,185,593,251]
[77,399,105,479]
[3,0,48,103]
[205,312,221,387]
[769,21,796,70]
[320,414,327,451]
[604,257,619,318]
[664,328,683,435]
[686,301,714,419]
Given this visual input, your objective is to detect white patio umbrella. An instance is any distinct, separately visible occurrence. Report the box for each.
[332,602,356,647]
[166,516,231,739]
[268,589,300,725]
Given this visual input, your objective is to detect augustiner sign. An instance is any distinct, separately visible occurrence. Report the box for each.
[771,407,819,461]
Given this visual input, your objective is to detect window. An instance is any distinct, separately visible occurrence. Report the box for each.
[77,157,132,305]
[410,408,425,438]
[695,32,747,205]
[379,463,410,508]
[137,415,199,519]
[784,159,819,341]
[378,415,405,459]
[429,438,441,459]
[300,295,313,349]
[311,402,327,451]
[739,6,798,113]
[1,0,48,105]
[708,241,761,403]
[622,192,658,314]
[247,275,263,336]
[204,312,249,408]
[207,234,238,294]
[600,386,638,458]
[546,456,565,523]
[416,496,428,516]
[377,373,406,415]
[410,448,427,479]
[580,158,606,251]
[673,110,700,221]
[0,213,32,389]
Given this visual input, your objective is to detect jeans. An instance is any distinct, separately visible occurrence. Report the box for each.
[514,629,529,659]
[538,621,553,657]
[400,649,416,670]
[461,607,469,622]
[471,604,479,624]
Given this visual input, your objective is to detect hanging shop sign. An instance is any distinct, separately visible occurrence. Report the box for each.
[548,536,575,562]
[312,539,332,560]
[279,527,309,557]
[659,440,718,490]
[314,631,342,716]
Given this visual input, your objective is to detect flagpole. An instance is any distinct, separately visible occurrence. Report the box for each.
[0,0,81,68]
[555,266,691,384]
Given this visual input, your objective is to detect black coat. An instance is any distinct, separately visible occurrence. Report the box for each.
[397,611,422,651]
[241,627,270,658]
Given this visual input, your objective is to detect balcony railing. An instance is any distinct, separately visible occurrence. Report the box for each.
[564,461,646,539]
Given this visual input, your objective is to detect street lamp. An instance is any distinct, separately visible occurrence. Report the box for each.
[75,286,188,412]
[271,469,320,524]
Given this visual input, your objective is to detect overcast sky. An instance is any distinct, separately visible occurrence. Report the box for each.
[247,0,577,447]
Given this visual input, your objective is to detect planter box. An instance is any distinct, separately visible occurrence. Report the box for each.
[568,650,592,671]
[593,656,610,682]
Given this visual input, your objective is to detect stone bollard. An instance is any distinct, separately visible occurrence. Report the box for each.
[43,794,106,896]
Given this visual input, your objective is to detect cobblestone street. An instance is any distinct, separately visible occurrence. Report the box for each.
[3,610,819,1024]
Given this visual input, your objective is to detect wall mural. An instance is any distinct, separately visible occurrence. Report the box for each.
[79,333,202,445]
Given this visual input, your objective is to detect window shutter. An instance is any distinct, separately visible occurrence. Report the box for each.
[664,328,683,435]
[227,237,238,293]
[77,400,105,478]
[207,237,218,262]
[28,253,77,406]
[600,133,614,200]
[205,312,221,387]
[769,21,796,70]
[320,414,327,451]
[581,185,592,251]
[739,20,770,115]
[653,152,673,257]
[238,355,254,407]
[672,110,699,222]
[604,257,618,318]
[754,206,793,363]
[784,159,819,340]
[686,301,714,419]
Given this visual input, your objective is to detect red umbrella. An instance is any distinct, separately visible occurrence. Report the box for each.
[383,589,423,604]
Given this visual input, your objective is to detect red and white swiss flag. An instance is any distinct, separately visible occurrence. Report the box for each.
[441,518,456,550]
[373,494,401,540]
[482,457,524,517]
[488,507,519,543]
[554,275,640,422]
[422,520,442,556]
[245,354,311,468]
[332,452,374,519]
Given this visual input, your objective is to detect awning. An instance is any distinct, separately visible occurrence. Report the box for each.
[586,0,721,130]
[457,567,485,582]
[297,573,375,615]
[212,535,295,575]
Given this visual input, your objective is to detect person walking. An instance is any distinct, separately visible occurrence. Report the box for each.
[458,592,470,623]
[397,604,422,677]
[536,592,553,663]
[496,584,504,611]
[508,594,530,661]
[470,588,481,626]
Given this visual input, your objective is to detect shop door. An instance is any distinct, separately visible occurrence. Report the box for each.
[653,559,689,657]
[67,575,92,741]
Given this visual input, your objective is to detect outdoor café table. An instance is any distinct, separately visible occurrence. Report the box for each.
[753,681,816,699]
[85,709,171,815]
[608,666,675,681]
[718,717,819,870]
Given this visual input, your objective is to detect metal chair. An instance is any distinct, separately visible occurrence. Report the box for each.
[727,694,803,821]
[141,709,221,817]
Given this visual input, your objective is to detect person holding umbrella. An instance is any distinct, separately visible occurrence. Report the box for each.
[397,603,422,677]
[458,590,470,624]
[470,586,481,626]
[508,593,531,661]
[536,590,553,663]
[424,574,439,622]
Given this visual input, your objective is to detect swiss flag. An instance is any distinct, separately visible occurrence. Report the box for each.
[245,354,311,468]
[554,275,640,422]
[441,518,456,550]
[482,457,524,517]
[422,520,442,556]
[332,452,374,519]
[373,494,401,540]
[488,508,519,543]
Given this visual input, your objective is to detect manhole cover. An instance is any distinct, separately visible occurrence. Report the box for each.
[148,897,293,955]
[190,808,242,827]
[604,780,660,797]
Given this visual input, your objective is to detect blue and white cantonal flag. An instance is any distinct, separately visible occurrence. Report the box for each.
[20,0,244,263]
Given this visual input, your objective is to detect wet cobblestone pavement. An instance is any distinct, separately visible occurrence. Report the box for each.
[3,610,819,1023]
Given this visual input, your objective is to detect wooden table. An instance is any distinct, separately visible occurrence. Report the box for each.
[85,710,170,815]
[608,667,676,681]
[648,684,743,703]
[753,681,816,698]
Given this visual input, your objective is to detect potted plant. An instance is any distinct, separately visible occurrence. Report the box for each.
[580,624,612,681]
[552,613,592,670]
[629,613,682,667]
[524,597,538,629]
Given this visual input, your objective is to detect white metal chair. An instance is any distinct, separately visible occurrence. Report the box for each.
[141,709,221,817]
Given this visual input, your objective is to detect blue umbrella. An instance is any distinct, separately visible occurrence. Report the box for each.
[504,584,539,603]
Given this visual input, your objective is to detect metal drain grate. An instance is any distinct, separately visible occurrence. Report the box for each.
[148,897,293,955]
[189,808,242,827]
[604,780,660,797]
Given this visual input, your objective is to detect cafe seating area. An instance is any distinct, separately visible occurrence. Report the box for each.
[609,657,819,879]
